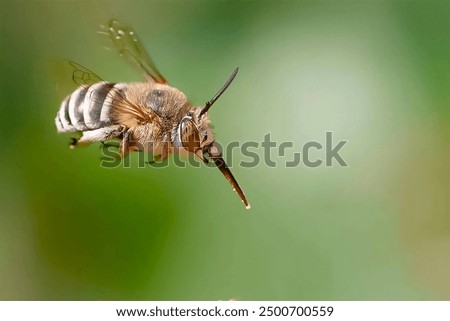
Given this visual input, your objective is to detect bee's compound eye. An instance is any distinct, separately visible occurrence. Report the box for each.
[147,89,165,111]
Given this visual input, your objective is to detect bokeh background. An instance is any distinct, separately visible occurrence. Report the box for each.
[1,1,449,300]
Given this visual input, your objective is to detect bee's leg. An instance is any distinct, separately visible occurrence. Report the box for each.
[76,126,125,145]
[160,143,172,161]
[147,143,171,165]
[119,129,139,158]
[147,154,162,164]
[99,126,126,155]
[120,130,130,158]
[69,137,79,150]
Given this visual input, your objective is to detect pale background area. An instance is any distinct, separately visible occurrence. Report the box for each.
[0,1,449,300]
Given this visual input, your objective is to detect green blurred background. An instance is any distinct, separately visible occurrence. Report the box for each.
[1,1,449,300]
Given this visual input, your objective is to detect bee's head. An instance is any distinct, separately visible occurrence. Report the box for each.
[177,67,249,209]
[178,67,239,163]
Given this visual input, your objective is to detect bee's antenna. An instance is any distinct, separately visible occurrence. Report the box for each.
[199,68,239,117]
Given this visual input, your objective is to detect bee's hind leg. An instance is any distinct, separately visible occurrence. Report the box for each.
[77,126,125,143]
[69,125,125,150]
[69,137,79,149]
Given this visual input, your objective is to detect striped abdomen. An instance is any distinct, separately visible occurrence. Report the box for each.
[55,82,125,133]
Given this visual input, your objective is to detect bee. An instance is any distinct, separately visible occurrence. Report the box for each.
[55,20,250,209]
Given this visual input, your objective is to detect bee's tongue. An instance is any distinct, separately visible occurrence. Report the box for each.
[212,156,250,209]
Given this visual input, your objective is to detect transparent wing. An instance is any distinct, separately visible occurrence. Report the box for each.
[69,60,104,86]
[102,19,167,84]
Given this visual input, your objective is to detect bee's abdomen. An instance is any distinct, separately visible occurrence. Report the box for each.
[55,82,125,133]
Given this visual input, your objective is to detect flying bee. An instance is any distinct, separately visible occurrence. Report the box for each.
[55,20,250,209]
